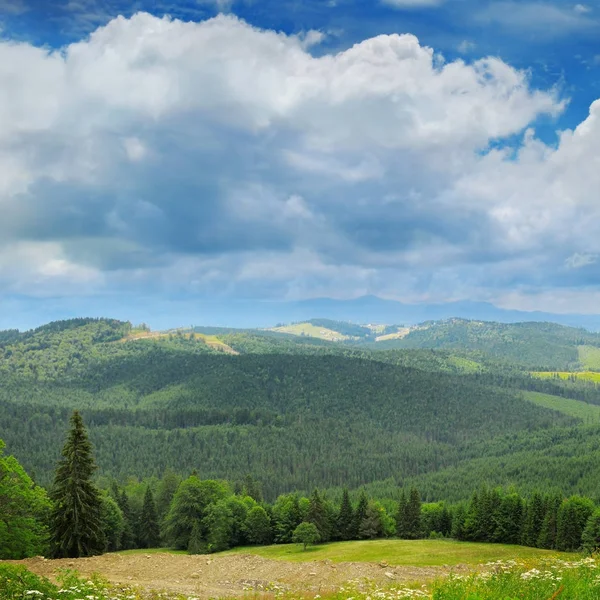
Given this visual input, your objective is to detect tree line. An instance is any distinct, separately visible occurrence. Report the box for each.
[4,412,600,559]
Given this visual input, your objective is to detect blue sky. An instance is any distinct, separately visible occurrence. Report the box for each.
[1,0,600,328]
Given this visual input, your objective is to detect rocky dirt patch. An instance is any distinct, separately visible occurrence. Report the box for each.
[13,553,474,598]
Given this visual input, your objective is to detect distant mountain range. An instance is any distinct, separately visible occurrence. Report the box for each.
[3,294,600,332]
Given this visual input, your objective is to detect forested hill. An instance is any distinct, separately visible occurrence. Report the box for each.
[263,318,600,371]
[3,317,600,501]
[0,317,574,496]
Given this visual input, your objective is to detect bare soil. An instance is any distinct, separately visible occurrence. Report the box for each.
[13,553,471,598]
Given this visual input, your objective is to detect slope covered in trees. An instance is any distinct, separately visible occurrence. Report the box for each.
[2,317,600,502]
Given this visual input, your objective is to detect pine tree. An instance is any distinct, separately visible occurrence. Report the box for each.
[582,509,600,554]
[404,488,422,540]
[337,489,354,541]
[49,411,105,558]
[537,493,562,549]
[307,489,330,542]
[522,492,546,547]
[138,486,160,548]
[117,489,136,549]
[395,491,408,538]
[352,491,368,540]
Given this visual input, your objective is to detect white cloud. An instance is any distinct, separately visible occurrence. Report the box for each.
[457,40,476,54]
[476,2,597,35]
[2,12,600,310]
[574,4,592,14]
[382,0,444,8]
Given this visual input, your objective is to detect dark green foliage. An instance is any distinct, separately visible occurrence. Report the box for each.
[0,440,50,559]
[353,491,368,539]
[556,496,595,551]
[0,318,576,501]
[100,495,124,551]
[292,521,320,550]
[403,488,422,540]
[202,499,233,552]
[272,493,303,543]
[187,520,204,554]
[582,509,600,553]
[163,476,229,550]
[244,506,272,545]
[377,319,600,370]
[49,411,105,558]
[522,492,545,547]
[395,491,407,538]
[337,489,354,541]
[138,486,160,548]
[307,489,331,542]
[358,502,384,539]
[155,469,181,525]
[538,494,562,550]
[115,489,136,550]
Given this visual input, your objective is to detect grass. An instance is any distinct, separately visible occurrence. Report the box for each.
[521,390,600,422]
[270,323,348,341]
[222,539,570,566]
[579,345,600,370]
[531,371,600,383]
[115,548,187,556]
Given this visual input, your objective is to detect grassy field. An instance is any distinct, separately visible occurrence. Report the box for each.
[579,345,600,370]
[531,370,600,383]
[271,323,348,341]
[521,390,600,421]
[223,539,570,566]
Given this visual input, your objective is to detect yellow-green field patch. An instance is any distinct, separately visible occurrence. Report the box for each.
[222,539,570,567]
[531,371,600,383]
[521,391,600,422]
[270,323,348,341]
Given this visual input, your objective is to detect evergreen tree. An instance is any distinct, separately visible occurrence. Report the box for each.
[307,489,330,542]
[522,492,546,547]
[138,486,160,548]
[493,492,523,545]
[537,493,562,549]
[404,488,422,540]
[556,496,595,551]
[155,470,181,525]
[353,491,369,540]
[49,411,105,558]
[337,489,354,541]
[116,489,136,550]
[395,491,408,538]
[451,504,467,540]
[582,509,600,554]
[358,502,383,539]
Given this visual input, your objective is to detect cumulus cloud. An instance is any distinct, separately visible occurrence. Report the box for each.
[1,12,599,311]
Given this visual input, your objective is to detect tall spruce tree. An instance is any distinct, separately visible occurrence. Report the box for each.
[352,491,369,539]
[307,489,330,542]
[138,486,160,548]
[50,411,105,558]
[404,488,422,540]
[337,489,354,541]
[395,491,408,538]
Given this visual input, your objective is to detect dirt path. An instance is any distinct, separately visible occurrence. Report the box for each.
[13,553,471,598]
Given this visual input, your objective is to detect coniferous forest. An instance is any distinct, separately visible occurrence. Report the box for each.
[4,317,600,559]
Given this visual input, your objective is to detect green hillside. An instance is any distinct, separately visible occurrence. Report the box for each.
[0,317,582,500]
[372,319,600,370]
